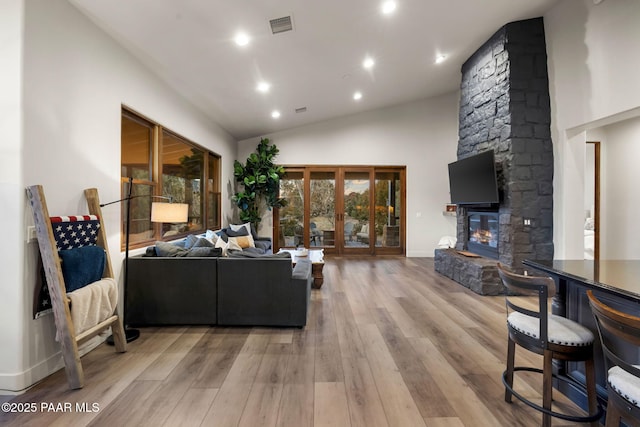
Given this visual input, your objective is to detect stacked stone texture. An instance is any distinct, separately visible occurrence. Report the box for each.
[436,17,553,294]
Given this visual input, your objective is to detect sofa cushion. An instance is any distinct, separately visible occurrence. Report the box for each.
[155,240,222,257]
[254,240,271,253]
[186,247,223,257]
[292,258,312,279]
[228,250,290,259]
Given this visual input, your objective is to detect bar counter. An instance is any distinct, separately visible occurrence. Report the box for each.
[523,259,640,414]
[523,259,640,301]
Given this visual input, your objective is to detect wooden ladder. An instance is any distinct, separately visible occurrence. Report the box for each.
[26,185,127,389]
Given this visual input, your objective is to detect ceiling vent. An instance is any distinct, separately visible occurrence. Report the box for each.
[295,107,307,114]
[269,16,294,34]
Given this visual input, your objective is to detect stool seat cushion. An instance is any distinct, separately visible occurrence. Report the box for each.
[508,312,594,346]
[609,366,640,408]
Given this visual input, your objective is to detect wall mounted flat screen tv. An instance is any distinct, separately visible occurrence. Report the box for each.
[448,150,499,205]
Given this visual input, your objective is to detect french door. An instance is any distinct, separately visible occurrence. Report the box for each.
[274,166,405,255]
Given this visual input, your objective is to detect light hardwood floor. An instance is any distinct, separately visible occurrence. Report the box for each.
[1,257,592,426]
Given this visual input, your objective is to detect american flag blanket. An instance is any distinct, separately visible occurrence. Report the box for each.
[34,215,102,318]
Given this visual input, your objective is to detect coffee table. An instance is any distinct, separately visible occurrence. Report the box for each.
[278,248,325,289]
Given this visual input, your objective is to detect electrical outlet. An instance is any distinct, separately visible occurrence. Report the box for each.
[523,218,531,226]
[27,226,37,242]
[416,211,422,218]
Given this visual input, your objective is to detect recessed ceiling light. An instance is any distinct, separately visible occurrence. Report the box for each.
[353,91,363,101]
[381,1,397,15]
[271,110,281,119]
[435,54,447,64]
[256,82,271,93]
[363,57,375,69]
[234,32,250,46]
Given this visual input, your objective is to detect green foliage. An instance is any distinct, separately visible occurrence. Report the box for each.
[232,138,287,226]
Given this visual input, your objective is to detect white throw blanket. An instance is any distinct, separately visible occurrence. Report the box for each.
[61,278,118,339]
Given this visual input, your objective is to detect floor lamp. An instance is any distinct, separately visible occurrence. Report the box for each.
[102,177,189,344]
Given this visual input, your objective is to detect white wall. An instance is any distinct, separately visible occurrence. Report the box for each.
[0,0,237,392]
[544,0,640,259]
[598,117,640,258]
[0,0,26,395]
[238,94,460,257]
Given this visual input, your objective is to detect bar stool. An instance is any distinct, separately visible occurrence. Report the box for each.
[497,263,602,426]
[588,290,640,427]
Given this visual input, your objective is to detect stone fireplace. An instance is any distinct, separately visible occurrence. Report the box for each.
[435,17,554,295]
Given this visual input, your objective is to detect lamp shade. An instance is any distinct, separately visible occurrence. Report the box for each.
[150,202,189,223]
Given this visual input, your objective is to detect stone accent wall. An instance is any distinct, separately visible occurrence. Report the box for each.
[436,17,553,293]
[434,249,503,295]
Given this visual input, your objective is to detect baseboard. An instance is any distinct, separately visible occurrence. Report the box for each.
[0,335,105,395]
[0,352,63,395]
[406,250,436,257]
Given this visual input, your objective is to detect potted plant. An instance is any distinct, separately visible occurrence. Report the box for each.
[233,138,287,227]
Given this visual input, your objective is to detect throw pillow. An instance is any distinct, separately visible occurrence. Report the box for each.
[226,227,249,237]
[229,222,260,240]
[215,237,229,256]
[229,222,250,233]
[58,245,106,292]
[184,234,200,249]
[205,229,221,243]
[155,241,188,257]
[192,237,214,248]
[227,234,255,251]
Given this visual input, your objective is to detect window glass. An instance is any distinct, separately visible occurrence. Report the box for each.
[161,130,202,234]
[120,108,221,248]
[278,171,304,247]
[310,171,336,248]
[375,171,401,247]
[121,114,152,181]
[207,153,221,230]
[344,171,369,247]
[125,182,154,246]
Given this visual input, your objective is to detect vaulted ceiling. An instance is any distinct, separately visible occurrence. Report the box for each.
[69,0,560,140]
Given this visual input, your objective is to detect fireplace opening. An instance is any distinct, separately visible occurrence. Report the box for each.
[467,211,499,259]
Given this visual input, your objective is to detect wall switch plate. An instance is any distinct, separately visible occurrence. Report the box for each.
[523,218,532,226]
[27,226,37,242]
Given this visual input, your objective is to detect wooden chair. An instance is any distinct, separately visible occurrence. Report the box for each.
[497,263,601,426]
[26,185,126,390]
[588,290,640,427]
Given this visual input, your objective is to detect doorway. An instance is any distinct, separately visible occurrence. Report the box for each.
[585,141,600,260]
[274,166,405,255]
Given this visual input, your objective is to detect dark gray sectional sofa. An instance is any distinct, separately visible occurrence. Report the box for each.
[126,252,312,328]
[217,256,311,326]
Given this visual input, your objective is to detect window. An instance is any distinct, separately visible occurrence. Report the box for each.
[274,166,405,255]
[121,108,221,249]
